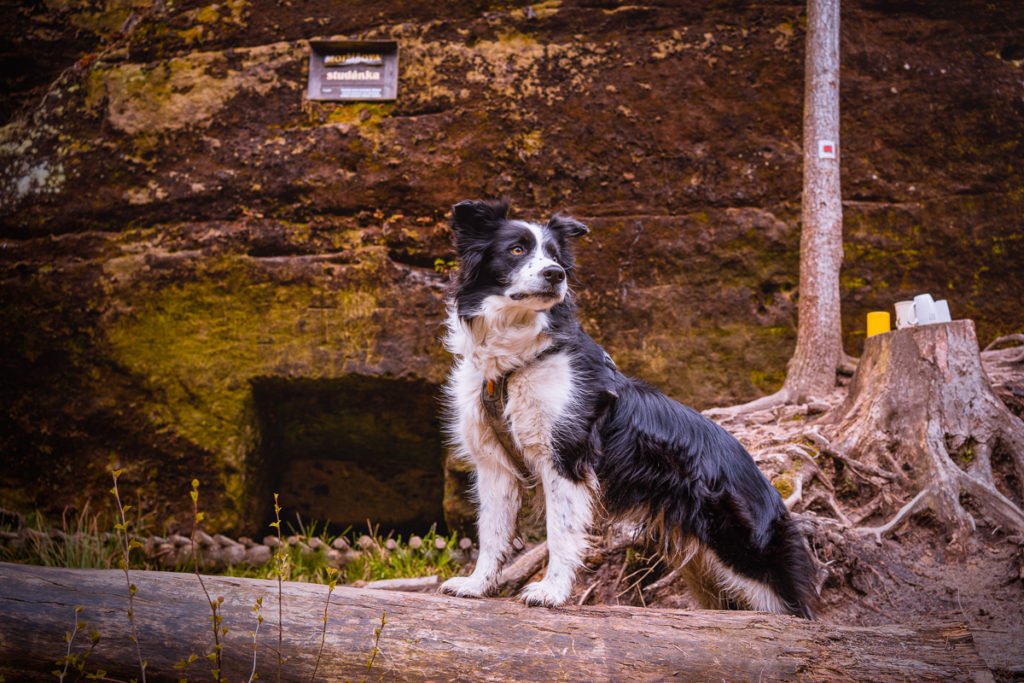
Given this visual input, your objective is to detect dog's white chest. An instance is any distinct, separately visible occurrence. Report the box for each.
[501,353,574,457]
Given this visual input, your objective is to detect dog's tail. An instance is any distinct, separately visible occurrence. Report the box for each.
[677,514,817,619]
[767,514,818,619]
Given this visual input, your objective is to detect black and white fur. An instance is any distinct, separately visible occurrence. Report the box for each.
[439,199,816,617]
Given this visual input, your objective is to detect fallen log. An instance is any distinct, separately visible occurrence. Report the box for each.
[0,561,992,682]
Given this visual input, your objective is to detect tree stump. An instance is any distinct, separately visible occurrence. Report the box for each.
[821,320,1024,543]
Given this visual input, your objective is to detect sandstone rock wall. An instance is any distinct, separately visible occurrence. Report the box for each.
[1,0,1022,533]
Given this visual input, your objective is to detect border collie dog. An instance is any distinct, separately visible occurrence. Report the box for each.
[439,199,815,618]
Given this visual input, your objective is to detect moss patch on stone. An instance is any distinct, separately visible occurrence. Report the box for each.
[85,40,298,136]
[105,256,379,526]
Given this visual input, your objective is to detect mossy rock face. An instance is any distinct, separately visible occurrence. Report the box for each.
[1,0,1023,532]
[573,207,801,405]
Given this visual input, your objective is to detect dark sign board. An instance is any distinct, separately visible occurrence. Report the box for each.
[307,40,398,101]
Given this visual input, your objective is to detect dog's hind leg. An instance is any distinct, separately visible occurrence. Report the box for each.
[519,461,595,607]
[440,457,521,599]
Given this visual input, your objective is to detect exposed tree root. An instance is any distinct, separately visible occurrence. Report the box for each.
[704,353,858,421]
[703,387,796,420]
[723,324,1024,586]
[854,488,933,544]
[983,333,1024,363]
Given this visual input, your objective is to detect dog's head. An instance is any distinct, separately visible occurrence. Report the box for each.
[448,199,589,317]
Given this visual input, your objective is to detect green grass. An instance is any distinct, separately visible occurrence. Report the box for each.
[222,517,462,584]
[1,510,464,585]
[1,505,122,570]
[345,526,461,583]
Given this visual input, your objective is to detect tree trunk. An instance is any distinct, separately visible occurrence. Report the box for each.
[784,0,844,402]
[821,320,1024,543]
[710,0,844,418]
[0,561,994,682]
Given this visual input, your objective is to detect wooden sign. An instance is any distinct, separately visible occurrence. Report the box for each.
[307,40,398,101]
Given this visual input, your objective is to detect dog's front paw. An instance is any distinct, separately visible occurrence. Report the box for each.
[439,575,490,599]
[519,579,571,607]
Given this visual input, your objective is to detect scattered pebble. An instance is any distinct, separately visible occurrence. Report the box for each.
[0,525,468,573]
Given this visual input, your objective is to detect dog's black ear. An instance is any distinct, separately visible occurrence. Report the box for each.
[547,213,589,239]
[450,199,510,240]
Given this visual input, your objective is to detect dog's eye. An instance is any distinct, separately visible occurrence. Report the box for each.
[510,245,525,256]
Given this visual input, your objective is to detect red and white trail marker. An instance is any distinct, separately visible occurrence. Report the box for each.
[818,139,837,159]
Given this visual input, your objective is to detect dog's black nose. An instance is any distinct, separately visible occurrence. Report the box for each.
[542,266,565,284]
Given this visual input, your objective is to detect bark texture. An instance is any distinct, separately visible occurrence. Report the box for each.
[822,320,1024,542]
[784,0,845,401]
[0,562,994,682]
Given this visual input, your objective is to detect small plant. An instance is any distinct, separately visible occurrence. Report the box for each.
[111,468,147,682]
[269,492,286,683]
[247,596,264,683]
[309,567,338,683]
[189,479,226,683]
[54,606,102,682]
[362,612,388,683]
